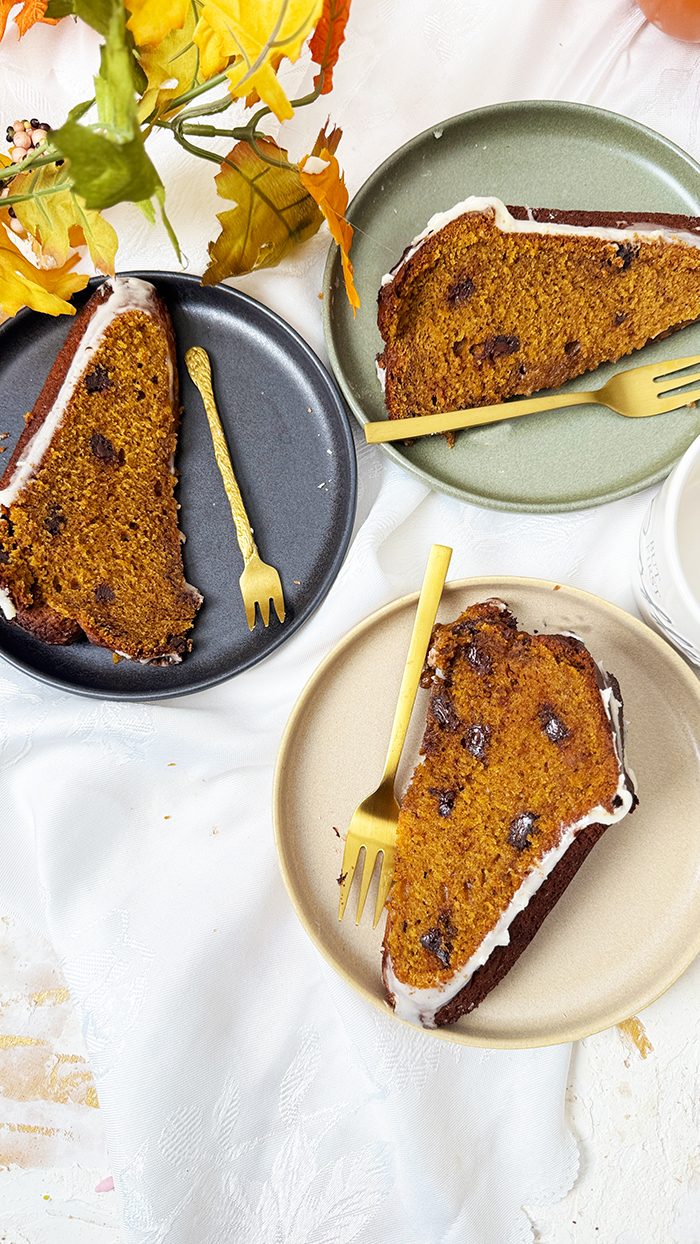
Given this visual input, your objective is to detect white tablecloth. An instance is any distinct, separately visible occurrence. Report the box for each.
[1,2,698,1241]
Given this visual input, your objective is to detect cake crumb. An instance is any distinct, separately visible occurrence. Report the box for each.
[617,1015,653,1059]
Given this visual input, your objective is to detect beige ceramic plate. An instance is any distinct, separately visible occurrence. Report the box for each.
[273,578,700,1048]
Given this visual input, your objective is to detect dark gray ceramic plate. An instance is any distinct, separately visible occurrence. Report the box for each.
[323,99,700,512]
[0,273,356,700]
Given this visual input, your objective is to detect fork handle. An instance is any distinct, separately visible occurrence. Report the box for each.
[185,348,256,562]
[380,544,453,784]
[364,389,596,443]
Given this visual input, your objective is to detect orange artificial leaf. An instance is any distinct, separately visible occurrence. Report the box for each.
[0,1,13,41]
[125,0,188,47]
[299,145,359,314]
[308,0,351,96]
[0,0,58,40]
[203,136,323,286]
[0,228,87,317]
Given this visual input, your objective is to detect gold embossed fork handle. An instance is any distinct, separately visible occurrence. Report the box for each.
[185,347,285,629]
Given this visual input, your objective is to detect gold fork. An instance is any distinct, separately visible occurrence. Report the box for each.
[338,543,453,928]
[364,353,700,443]
[185,347,285,629]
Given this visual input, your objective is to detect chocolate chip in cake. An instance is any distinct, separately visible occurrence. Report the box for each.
[464,639,493,676]
[507,811,540,851]
[136,389,146,401]
[463,722,491,760]
[90,433,120,464]
[539,703,570,744]
[564,340,580,356]
[446,275,475,306]
[0,548,9,564]
[614,312,627,326]
[95,583,115,603]
[613,794,623,808]
[471,335,520,363]
[420,925,452,968]
[43,505,66,535]
[430,691,460,730]
[614,242,639,271]
[429,788,456,817]
[85,366,112,394]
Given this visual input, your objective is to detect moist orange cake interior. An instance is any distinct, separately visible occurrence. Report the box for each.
[0,297,200,662]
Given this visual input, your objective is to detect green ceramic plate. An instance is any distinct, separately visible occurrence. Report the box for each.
[323,100,700,513]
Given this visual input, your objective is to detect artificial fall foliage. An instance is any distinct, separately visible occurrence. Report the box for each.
[125,0,188,46]
[0,0,57,42]
[308,0,352,95]
[205,136,323,285]
[0,0,358,319]
[300,134,359,314]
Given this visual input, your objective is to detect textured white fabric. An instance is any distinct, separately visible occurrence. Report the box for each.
[0,1,698,1241]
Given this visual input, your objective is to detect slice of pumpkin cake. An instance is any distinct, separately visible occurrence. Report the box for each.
[377,197,700,434]
[0,277,202,665]
[382,600,637,1028]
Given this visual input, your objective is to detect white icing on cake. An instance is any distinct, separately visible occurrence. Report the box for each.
[380,195,700,287]
[383,659,636,1029]
[0,585,16,620]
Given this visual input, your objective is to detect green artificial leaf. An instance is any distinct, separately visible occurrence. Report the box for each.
[50,119,160,208]
[95,7,140,134]
[203,137,323,286]
[45,0,114,36]
[155,184,181,262]
[49,0,158,209]
[135,197,156,223]
[66,97,96,123]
